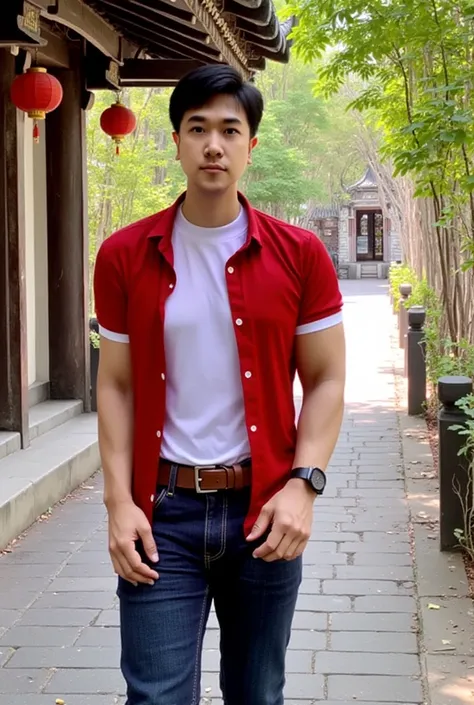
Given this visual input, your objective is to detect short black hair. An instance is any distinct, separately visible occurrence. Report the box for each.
[169,65,264,138]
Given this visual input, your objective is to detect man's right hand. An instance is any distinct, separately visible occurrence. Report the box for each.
[107,501,160,586]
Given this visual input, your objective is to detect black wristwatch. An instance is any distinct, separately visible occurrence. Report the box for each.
[291,467,326,495]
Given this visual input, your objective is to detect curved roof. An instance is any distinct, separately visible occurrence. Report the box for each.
[84,0,294,76]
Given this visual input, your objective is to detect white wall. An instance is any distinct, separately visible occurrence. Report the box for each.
[20,114,49,390]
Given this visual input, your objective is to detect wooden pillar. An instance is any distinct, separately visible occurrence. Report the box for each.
[0,49,29,446]
[46,59,90,409]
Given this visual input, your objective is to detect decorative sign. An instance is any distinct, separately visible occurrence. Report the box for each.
[21,1,40,34]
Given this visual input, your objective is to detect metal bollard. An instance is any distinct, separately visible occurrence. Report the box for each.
[406,307,426,415]
[438,375,473,551]
[398,283,412,346]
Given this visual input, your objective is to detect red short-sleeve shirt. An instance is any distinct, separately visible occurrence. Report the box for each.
[94,193,343,533]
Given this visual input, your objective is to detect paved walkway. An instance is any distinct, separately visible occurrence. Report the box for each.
[0,280,424,704]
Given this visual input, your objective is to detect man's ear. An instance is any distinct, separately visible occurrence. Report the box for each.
[172,131,180,161]
[247,136,258,165]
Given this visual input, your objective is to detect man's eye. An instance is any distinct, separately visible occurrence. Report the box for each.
[191,126,204,133]
[225,128,238,135]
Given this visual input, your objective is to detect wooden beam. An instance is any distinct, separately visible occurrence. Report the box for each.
[34,0,131,61]
[97,0,208,45]
[120,59,204,85]
[45,56,90,408]
[37,22,70,67]
[0,50,29,446]
[101,10,221,62]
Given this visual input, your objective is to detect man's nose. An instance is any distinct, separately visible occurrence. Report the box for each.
[205,133,223,156]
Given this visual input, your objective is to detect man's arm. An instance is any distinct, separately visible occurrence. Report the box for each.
[98,338,159,585]
[292,322,346,470]
[248,324,346,562]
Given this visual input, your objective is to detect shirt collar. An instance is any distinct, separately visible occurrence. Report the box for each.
[147,191,262,248]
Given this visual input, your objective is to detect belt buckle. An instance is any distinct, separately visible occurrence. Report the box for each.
[194,465,219,494]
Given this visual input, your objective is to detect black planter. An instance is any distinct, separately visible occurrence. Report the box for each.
[89,317,99,412]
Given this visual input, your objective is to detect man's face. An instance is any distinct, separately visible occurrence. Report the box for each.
[173,94,258,193]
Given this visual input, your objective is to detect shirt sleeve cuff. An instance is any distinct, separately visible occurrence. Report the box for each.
[295,311,343,335]
[99,324,130,344]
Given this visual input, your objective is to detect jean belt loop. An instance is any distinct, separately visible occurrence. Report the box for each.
[166,463,179,497]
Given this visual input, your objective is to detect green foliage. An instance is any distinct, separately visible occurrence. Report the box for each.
[388,263,474,403]
[450,394,474,559]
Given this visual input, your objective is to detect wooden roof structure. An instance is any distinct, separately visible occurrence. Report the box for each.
[2,0,294,86]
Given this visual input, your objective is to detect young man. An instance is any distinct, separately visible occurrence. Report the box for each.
[94,65,345,705]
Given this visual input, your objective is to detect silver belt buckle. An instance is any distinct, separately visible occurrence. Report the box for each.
[194,465,219,494]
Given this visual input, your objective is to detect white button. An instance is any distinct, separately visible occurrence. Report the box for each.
[150,494,155,503]
[236,318,243,326]
[161,373,165,380]
[245,371,252,378]
[250,425,257,432]
[156,430,161,438]
[227,266,234,274]
[169,284,174,289]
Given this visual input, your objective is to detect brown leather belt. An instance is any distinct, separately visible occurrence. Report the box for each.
[158,458,251,493]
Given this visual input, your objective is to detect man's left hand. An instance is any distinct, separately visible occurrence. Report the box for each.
[246,478,315,562]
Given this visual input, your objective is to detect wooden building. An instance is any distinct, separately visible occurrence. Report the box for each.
[0,0,293,547]
[310,167,402,280]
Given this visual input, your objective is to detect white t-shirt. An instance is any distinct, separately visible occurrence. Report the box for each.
[160,207,251,465]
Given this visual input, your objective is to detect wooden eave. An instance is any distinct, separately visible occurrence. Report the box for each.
[0,0,293,87]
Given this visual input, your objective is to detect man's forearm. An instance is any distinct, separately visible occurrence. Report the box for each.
[98,383,134,508]
[292,380,344,471]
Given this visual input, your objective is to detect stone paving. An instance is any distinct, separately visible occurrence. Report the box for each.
[0,279,465,704]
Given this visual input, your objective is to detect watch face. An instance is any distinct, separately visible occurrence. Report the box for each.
[311,469,326,492]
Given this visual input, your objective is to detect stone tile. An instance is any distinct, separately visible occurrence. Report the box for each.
[424,654,474,705]
[354,596,416,613]
[315,650,419,675]
[0,646,13,667]
[301,565,334,579]
[0,610,20,629]
[413,525,470,598]
[420,597,474,656]
[322,580,403,595]
[0,697,122,705]
[297,595,351,612]
[6,646,120,669]
[75,626,120,647]
[67,551,111,564]
[330,612,416,632]
[289,611,327,630]
[58,563,115,577]
[0,668,50,693]
[33,591,115,609]
[14,608,101,627]
[44,668,125,694]
[0,551,71,564]
[0,626,81,647]
[335,565,414,581]
[342,542,411,554]
[303,552,347,566]
[330,630,418,653]
[95,609,120,627]
[288,629,326,650]
[327,675,423,702]
[46,577,117,592]
[0,591,44,610]
[353,552,412,566]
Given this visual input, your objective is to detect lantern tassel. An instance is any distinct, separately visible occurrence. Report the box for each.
[33,121,40,143]
[115,144,120,156]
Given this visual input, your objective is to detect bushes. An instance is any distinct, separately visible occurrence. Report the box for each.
[388,264,474,406]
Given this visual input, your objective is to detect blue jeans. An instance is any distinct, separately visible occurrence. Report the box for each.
[118,472,302,705]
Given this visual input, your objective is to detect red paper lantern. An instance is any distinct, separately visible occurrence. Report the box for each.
[100,100,137,155]
[10,66,63,143]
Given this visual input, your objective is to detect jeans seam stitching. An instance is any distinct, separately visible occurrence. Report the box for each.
[191,585,209,704]
[204,495,211,570]
[208,493,228,562]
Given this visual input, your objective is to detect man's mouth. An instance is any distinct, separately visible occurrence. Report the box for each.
[201,164,226,172]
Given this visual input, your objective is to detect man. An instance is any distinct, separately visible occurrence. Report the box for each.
[94,65,345,705]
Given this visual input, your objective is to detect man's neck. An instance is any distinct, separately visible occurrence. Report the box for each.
[181,186,241,228]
